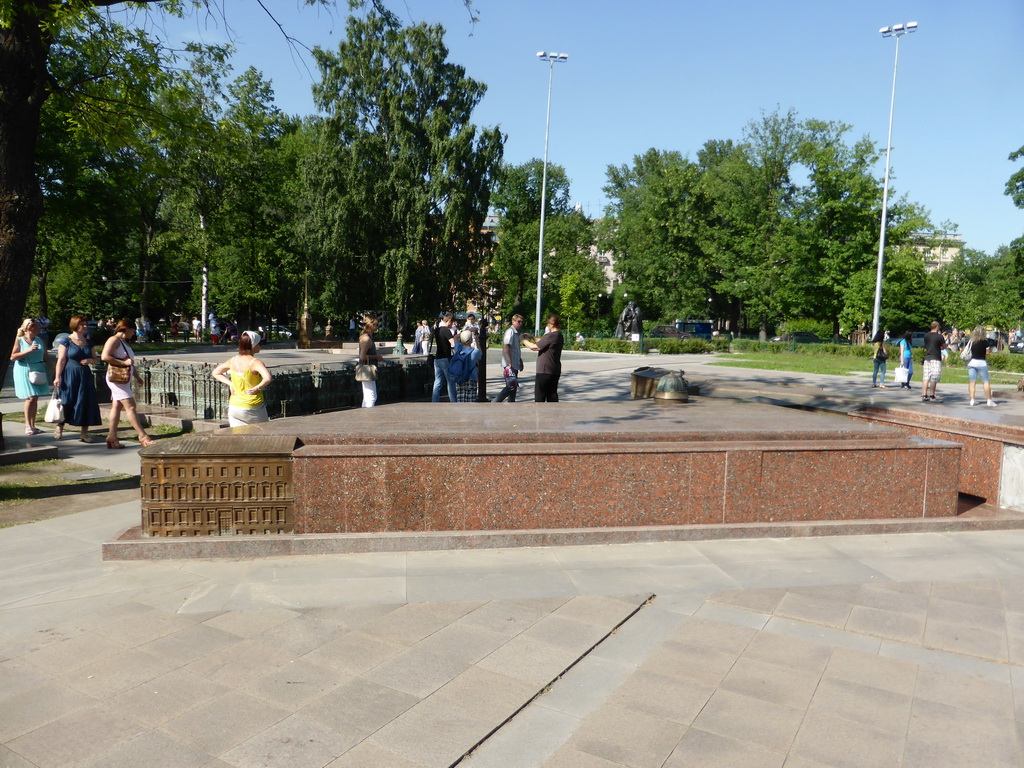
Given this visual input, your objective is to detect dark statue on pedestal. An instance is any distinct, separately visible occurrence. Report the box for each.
[615,300,642,340]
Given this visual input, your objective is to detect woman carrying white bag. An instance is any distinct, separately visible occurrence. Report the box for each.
[894,331,914,390]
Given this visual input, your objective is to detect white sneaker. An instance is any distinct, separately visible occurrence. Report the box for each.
[970,400,976,406]
[987,400,997,407]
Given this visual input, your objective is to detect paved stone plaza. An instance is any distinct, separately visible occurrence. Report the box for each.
[2,349,1023,767]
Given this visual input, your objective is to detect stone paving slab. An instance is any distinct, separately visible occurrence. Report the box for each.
[5,542,1024,768]
[1,570,648,767]
[495,575,1024,768]
[6,352,1024,767]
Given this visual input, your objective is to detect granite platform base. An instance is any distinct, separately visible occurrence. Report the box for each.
[102,502,1024,560]
[850,406,1024,510]
[138,401,961,540]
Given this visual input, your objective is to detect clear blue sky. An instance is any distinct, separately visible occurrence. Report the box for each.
[166,0,1024,255]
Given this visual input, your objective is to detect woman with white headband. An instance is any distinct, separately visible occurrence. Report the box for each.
[212,330,272,427]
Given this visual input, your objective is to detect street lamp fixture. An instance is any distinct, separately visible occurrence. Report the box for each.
[534,50,569,336]
[871,21,917,340]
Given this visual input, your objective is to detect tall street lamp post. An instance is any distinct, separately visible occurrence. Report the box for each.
[871,21,917,340]
[534,51,568,336]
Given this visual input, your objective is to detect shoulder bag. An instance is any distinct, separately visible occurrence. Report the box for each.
[960,341,973,363]
[354,363,378,382]
[44,388,64,423]
[108,341,132,384]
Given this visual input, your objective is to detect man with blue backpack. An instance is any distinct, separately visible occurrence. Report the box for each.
[448,328,483,403]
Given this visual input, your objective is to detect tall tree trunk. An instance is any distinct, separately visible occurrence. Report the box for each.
[728,298,741,336]
[139,221,153,323]
[0,8,52,449]
[36,272,49,317]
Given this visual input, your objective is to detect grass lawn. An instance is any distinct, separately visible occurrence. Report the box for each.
[710,351,1022,386]
[0,459,134,502]
[0,459,138,528]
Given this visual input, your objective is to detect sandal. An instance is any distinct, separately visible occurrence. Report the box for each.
[139,436,157,448]
[25,426,41,436]
[54,424,63,440]
[79,434,94,444]
[106,439,126,450]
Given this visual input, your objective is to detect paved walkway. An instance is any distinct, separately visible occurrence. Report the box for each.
[2,350,1023,767]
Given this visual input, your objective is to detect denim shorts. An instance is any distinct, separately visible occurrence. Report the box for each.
[967,361,990,384]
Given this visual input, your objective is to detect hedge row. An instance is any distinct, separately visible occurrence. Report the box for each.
[730,339,872,357]
[580,337,728,354]
[729,338,1024,374]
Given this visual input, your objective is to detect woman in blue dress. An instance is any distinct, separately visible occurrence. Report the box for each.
[53,315,102,441]
[9,318,49,435]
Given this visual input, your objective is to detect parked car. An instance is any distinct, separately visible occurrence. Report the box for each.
[909,331,927,348]
[648,325,692,340]
[674,320,713,340]
[770,332,822,344]
[264,325,295,339]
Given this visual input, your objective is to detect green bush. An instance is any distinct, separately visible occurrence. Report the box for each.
[731,338,881,358]
[580,337,633,353]
[648,338,717,354]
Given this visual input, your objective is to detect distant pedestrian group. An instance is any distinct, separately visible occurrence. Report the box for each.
[869,320,997,407]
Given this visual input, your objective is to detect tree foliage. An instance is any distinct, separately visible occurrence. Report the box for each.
[600,148,709,321]
[489,160,601,325]
[299,12,503,325]
[1007,145,1024,210]
[601,108,944,338]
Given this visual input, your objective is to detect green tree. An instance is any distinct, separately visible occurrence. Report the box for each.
[792,120,881,335]
[205,67,302,326]
[28,20,179,327]
[489,159,574,317]
[701,110,806,340]
[1,0,466,407]
[1007,144,1024,210]
[875,246,935,333]
[1007,144,1024,276]
[600,148,711,321]
[493,158,571,226]
[301,11,503,327]
[977,246,1023,330]
[541,208,602,325]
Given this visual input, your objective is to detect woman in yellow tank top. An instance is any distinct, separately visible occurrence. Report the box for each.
[212,330,272,427]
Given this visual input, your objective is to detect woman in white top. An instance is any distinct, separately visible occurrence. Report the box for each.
[101,319,155,449]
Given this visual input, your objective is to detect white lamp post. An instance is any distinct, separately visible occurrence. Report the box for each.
[534,51,568,336]
[871,21,917,340]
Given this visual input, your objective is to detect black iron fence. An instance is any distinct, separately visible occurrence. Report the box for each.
[93,358,434,420]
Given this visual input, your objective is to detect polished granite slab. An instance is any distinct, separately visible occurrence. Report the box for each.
[164,401,960,534]
[851,405,1024,509]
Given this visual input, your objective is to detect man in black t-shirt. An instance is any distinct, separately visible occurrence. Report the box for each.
[921,320,946,402]
[431,313,458,403]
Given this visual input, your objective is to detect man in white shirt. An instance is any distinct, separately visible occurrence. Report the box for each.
[495,314,525,403]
